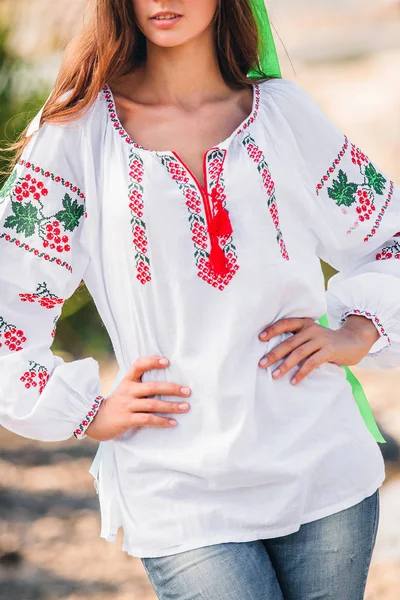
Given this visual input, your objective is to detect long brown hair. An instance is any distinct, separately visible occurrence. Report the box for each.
[4,0,271,172]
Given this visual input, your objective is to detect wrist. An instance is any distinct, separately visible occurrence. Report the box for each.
[340,314,380,348]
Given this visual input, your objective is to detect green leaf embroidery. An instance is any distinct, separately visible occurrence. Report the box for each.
[4,201,38,237]
[55,194,84,232]
[327,170,358,207]
[0,169,17,200]
[365,163,386,195]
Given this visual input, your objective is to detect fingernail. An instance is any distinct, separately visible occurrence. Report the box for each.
[260,331,268,340]
[272,368,281,378]
[291,377,298,385]
[178,403,189,410]
[180,387,191,395]
[159,358,169,365]
[259,357,269,367]
[169,419,177,426]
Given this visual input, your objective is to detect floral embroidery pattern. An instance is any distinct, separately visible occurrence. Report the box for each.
[317,136,394,240]
[0,161,86,273]
[0,316,26,352]
[376,238,400,261]
[364,180,394,242]
[316,136,350,195]
[242,134,289,260]
[128,149,151,284]
[158,152,239,290]
[19,282,64,309]
[20,360,49,393]
[74,396,104,439]
[341,309,391,346]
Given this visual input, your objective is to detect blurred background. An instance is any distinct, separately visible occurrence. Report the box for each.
[0,0,399,598]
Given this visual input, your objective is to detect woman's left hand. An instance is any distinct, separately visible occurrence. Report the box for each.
[258,316,380,385]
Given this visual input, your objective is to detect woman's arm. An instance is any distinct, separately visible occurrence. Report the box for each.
[0,114,105,441]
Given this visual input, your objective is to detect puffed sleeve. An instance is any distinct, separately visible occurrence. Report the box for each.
[269,78,400,369]
[0,108,105,441]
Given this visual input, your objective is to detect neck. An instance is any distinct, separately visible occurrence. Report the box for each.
[138,25,231,107]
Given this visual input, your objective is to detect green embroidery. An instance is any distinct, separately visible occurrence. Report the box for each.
[55,194,85,231]
[0,168,17,201]
[364,163,386,195]
[4,201,39,236]
[327,170,358,207]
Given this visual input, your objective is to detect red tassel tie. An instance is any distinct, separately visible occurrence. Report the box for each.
[209,239,229,276]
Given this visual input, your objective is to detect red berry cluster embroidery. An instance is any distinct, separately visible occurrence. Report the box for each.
[242,134,289,261]
[0,316,26,352]
[341,309,391,346]
[128,150,151,284]
[20,361,49,393]
[19,281,64,309]
[376,238,400,261]
[0,161,86,272]
[74,396,104,439]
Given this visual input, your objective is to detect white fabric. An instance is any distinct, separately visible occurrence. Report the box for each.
[2,77,399,557]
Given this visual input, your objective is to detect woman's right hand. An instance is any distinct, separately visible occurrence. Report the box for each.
[84,356,191,441]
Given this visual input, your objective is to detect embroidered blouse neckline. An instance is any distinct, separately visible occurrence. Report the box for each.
[101,82,261,154]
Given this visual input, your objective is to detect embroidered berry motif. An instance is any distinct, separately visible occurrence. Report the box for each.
[20,360,49,393]
[19,281,64,309]
[375,239,400,261]
[341,309,391,346]
[128,149,151,284]
[317,136,393,240]
[0,162,86,272]
[0,316,26,352]
[74,396,104,439]
[51,315,59,339]
[158,151,239,290]
[242,135,289,260]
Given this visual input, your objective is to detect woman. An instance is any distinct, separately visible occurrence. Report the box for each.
[0,0,398,598]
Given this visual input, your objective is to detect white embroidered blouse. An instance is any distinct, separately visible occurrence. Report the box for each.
[0,78,398,558]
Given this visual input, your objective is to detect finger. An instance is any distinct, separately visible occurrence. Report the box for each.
[131,398,190,414]
[270,340,321,379]
[259,329,313,368]
[291,350,328,385]
[259,318,312,342]
[132,413,178,428]
[126,356,170,383]
[135,382,192,398]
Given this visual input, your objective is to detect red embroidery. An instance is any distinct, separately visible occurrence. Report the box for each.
[20,361,49,393]
[376,238,400,261]
[364,181,394,242]
[242,134,289,260]
[158,151,239,290]
[0,162,86,273]
[74,396,104,439]
[0,316,26,352]
[51,315,59,339]
[316,135,349,195]
[19,281,64,309]
[128,150,151,284]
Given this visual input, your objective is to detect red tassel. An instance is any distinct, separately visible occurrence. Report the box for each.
[209,205,233,237]
[209,240,228,275]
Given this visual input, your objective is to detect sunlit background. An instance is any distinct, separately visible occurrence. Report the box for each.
[0,1,400,598]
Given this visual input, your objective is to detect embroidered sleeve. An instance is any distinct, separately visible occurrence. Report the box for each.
[270,79,400,368]
[0,116,104,441]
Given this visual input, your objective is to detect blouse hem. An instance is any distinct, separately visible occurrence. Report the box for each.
[98,473,385,559]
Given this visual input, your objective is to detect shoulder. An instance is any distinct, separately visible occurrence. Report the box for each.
[258,77,317,110]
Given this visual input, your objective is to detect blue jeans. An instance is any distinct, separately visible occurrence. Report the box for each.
[141,489,380,600]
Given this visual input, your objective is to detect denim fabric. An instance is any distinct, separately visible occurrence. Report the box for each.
[141,489,380,600]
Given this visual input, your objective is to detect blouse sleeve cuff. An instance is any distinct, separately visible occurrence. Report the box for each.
[73,395,105,440]
[340,309,392,357]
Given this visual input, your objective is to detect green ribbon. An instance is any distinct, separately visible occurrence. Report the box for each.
[318,314,386,443]
[248,0,282,79]
[248,1,385,443]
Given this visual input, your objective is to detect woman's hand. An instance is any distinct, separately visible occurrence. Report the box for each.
[258,315,380,385]
[85,356,191,441]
